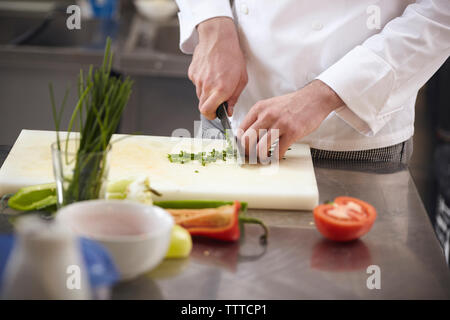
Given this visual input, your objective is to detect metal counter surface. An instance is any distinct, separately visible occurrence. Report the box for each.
[0,148,449,299]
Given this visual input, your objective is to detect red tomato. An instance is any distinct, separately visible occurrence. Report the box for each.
[313,196,377,242]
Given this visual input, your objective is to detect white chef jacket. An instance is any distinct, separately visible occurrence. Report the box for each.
[175,0,450,151]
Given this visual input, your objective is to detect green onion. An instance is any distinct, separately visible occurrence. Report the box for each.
[167,128,239,166]
[50,37,133,205]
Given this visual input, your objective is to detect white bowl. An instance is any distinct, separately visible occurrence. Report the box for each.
[134,0,178,21]
[56,200,174,280]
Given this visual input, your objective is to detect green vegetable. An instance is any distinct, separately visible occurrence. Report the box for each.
[238,216,269,245]
[106,178,134,194]
[155,200,248,212]
[50,38,133,206]
[167,130,237,166]
[167,148,235,165]
[165,225,193,259]
[8,183,57,212]
[107,177,154,204]
[6,177,160,213]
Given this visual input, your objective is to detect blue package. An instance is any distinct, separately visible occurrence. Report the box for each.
[0,235,119,291]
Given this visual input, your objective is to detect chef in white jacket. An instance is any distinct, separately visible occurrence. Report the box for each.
[175,0,450,162]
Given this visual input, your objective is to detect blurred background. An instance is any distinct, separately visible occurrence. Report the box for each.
[0,0,197,145]
[0,0,448,243]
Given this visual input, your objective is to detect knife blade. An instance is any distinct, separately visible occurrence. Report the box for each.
[216,102,245,166]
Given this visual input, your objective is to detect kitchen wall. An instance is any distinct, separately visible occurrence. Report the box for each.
[0,65,199,146]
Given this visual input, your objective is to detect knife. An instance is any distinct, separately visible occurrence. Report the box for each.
[216,102,245,166]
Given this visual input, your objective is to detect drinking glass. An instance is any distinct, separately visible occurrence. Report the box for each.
[52,139,111,208]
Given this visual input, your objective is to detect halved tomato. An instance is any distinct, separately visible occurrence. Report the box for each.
[313,196,377,242]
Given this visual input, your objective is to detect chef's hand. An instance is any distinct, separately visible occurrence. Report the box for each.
[189,17,248,120]
[238,80,345,159]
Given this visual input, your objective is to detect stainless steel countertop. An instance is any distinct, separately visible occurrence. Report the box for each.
[1,148,449,299]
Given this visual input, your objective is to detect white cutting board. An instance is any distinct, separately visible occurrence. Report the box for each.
[0,130,319,210]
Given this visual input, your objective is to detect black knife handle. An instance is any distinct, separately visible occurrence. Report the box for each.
[216,102,229,118]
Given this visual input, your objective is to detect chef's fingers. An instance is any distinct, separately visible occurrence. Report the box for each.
[200,91,227,120]
[187,63,195,83]
[256,129,273,165]
[227,72,248,115]
[198,88,207,113]
[241,119,272,158]
[238,107,258,138]
[188,62,201,98]
[241,126,258,162]
[195,81,202,100]
[227,105,234,117]
[276,135,292,159]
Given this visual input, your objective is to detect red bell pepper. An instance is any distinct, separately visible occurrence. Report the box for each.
[166,201,241,242]
[164,201,269,243]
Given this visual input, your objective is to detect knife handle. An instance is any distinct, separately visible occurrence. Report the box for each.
[216,102,229,118]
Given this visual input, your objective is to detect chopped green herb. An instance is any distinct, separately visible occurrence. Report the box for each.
[167,129,238,166]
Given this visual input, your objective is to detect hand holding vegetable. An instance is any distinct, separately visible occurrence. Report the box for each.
[238,80,344,159]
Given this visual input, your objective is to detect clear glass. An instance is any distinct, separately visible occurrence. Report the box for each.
[51,139,111,208]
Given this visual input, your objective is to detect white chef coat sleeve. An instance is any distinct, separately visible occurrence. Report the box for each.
[175,0,233,54]
[317,0,450,136]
